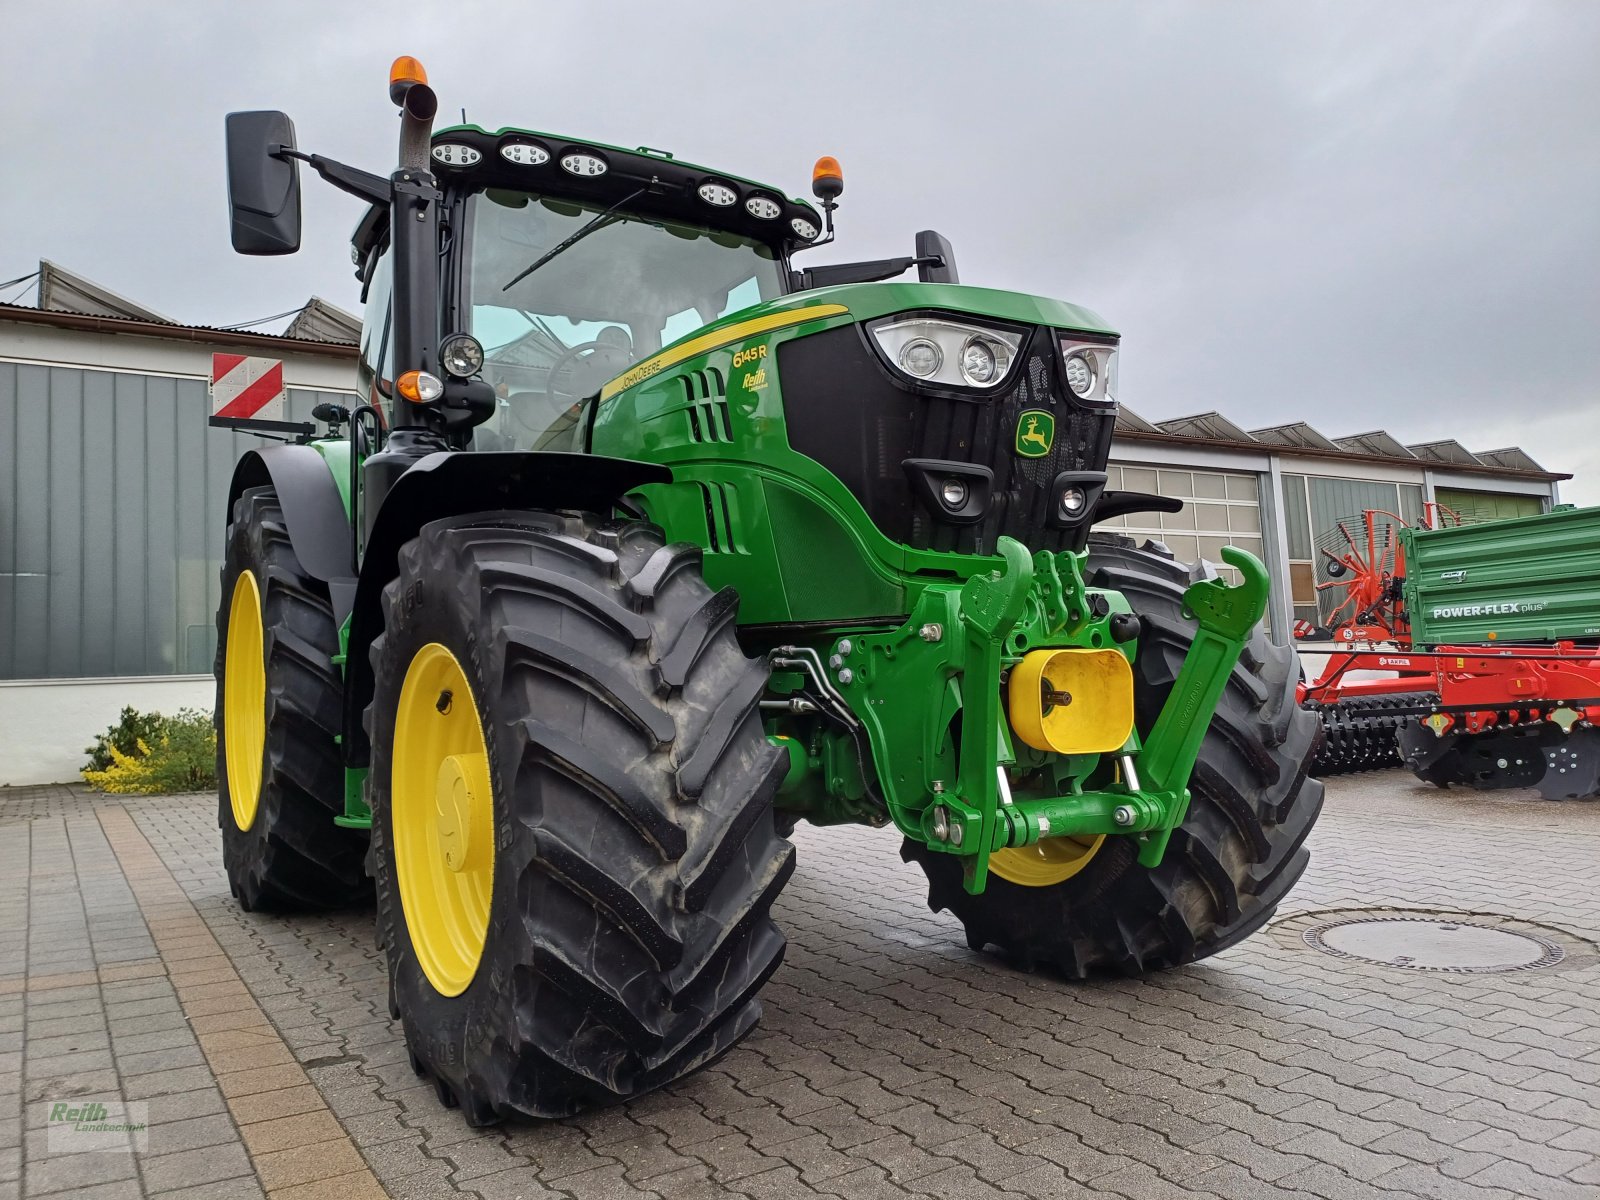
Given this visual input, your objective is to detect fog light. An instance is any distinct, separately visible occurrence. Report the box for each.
[941,479,968,508]
[439,333,484,379]
[1060,485,1088,517]
[1064,353,1095,398]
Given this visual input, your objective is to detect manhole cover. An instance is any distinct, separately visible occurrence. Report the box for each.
[1301,916,1565,973]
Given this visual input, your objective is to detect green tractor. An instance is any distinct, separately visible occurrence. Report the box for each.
[215,58,1323,1123]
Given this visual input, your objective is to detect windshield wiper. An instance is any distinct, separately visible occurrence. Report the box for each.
[502,181,654,293]
[511,308,568,354]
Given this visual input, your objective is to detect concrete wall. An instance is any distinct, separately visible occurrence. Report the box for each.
[0,675,214,786]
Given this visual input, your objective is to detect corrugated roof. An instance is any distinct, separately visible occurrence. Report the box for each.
[1158,412,1257,442]
[284,296,361,345]
[10,260,358,350]
[1475,447,1546,472]
[1114,404,1160,434]
[0,302,358,358]
[1334,430,1417,458]
[1250,422,1342,452]
[1407,439,1483,466]
[37,260,171,323]
[1118,415,1561,481]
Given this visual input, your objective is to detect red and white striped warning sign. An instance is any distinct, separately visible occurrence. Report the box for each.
[210,353,286,420]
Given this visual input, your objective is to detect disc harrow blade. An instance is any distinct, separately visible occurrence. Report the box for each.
[1398,720,1464,788]
[1539,729,1600,801]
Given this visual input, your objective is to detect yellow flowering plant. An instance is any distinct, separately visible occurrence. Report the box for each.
[81,708,217,795]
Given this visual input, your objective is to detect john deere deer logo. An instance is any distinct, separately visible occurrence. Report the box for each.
[1015,410,1055,458]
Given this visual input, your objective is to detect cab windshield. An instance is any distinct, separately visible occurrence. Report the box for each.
[467,188,786,450]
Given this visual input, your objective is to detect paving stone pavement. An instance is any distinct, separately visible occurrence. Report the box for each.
[2,773,1598,1198]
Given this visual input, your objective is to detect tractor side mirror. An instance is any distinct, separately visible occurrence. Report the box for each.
[225,110,303,255]
[914,231,959,284]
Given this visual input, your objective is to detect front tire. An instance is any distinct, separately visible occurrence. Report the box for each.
[367,511,793,1122]
[903,537,1325,975]
[215,487,368,911]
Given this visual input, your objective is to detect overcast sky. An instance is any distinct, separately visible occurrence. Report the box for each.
[4,2,1596,500]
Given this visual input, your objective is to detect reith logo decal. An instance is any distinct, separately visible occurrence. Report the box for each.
[1015,410,1055,458]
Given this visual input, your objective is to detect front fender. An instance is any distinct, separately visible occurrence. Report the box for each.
[226,443,357,622]
[341,450,671,763]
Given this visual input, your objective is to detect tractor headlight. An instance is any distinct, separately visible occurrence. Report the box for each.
[960,337,997,384]
[898,338,942,378]
[439,333,485,379]
[1063,354,1094,397]
[1058,337,1118,404]
[870,316,1023,391]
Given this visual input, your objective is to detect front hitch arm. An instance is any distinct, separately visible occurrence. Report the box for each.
[1130,546,1271,866]
[955,537,1034,894]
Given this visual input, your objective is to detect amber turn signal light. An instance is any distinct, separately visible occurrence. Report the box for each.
[396,370,443,403]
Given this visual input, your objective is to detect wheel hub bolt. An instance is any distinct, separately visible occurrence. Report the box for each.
[1113,805,1137,827]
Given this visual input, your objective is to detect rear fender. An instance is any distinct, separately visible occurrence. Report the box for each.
[341,450,670,762]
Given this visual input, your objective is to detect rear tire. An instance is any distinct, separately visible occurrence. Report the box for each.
[903,537,1324,976]
[215,487,368,911]
[366,511,793,1122]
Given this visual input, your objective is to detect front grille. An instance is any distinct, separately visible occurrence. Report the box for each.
[779,324,1116,555]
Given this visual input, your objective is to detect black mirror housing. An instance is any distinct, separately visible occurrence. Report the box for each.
[914,230,959,284]
[226,111,303,255]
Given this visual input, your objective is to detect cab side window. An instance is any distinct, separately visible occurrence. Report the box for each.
[357,251,395,424]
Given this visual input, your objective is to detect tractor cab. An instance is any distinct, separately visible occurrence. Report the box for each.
[345,124,961,458]
[353,129,811,453]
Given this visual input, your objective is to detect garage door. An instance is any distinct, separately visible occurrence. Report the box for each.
[1095,462,1264,585]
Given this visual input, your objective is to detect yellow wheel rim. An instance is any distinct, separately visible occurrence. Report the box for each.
[989,835,1106,887]
[392,643,495,997]
[223,570,266,832]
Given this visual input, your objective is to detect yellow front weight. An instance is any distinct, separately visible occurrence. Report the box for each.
[1007,648,1135,755]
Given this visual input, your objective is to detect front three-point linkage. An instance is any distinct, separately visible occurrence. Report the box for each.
[943,539,1270,894]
